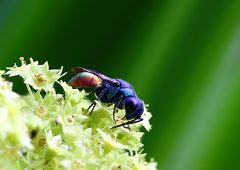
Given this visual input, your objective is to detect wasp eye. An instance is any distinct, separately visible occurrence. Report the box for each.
[125,98,138,113]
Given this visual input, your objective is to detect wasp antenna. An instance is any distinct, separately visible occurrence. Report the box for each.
[110,121,132,130]
[110,118,143,130]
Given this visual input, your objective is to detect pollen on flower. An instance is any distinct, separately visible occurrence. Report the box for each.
[111,165,122,170]
[73,159,85,169]
[35,105,47,117]
[37,137,46,147]
[34,73,47,85]
[65,115,75,126]
[115,116,124,124]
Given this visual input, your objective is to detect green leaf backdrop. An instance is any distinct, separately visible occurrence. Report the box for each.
[1,1,240,169]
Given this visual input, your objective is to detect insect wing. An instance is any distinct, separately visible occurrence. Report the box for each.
[72,67,119,85]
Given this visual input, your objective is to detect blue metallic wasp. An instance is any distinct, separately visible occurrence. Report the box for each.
[69,67,144,129]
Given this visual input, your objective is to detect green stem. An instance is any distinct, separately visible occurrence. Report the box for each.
[26,84,33,96]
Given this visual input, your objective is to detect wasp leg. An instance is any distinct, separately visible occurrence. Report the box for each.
[87,102,97,115]
[88,88,107,115]
[112,107,118,124]
[97,88,107,100]
[112,95,123,124]
[110,117,143,130]
[120,115,130,129]
[123,124,130,130]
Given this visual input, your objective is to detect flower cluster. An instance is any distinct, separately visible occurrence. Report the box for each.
[0,58,157,170]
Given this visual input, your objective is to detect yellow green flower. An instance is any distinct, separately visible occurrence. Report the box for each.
[0,58,157,170]
[6,57,66,92]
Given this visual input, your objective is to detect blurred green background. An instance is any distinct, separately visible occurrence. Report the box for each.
[1,0,240,169]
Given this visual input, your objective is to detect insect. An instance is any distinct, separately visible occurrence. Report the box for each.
[68,67,144,129]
